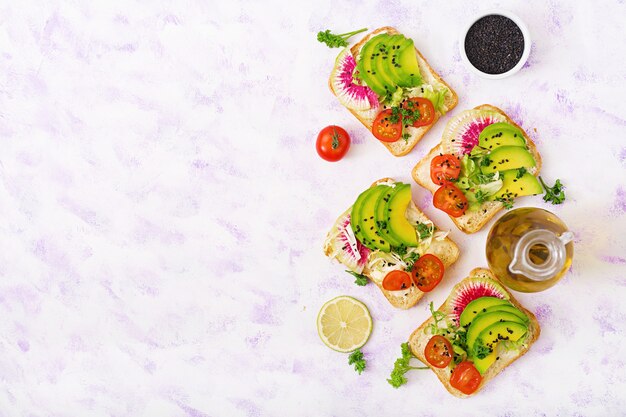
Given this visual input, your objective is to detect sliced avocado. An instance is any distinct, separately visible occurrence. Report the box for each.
[381,35,406,89]
[478,123,526,150]
[374,186,403,247]
[466,311,526,355]
[372,37,397,96]
[350,188,374,248]
[481,146,536,174]
[483,304,529,324]
[459,297,511,329]
[395,38,423,87]
[356,34,390,97]
[358,185,392,252]
[473,350,498,376]
[384,184,418,247]
[490,169,543,200]
[473,321,529,374]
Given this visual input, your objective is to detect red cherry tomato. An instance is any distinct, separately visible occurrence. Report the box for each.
[450,361,482,395]
[433,183,468,218]
[372,109,402,142]
[382,270,413,291]
[411,254,444,292]
[424,335,454,368]
[316,125,350,162]
[430,154,461,186]
[401,97,435,127]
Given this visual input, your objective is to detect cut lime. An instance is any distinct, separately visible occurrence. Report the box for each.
[317,296,373,352]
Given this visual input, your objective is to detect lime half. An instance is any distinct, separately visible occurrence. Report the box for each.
[317,296,373,352]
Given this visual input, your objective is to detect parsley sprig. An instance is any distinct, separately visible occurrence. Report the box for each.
[539,177,566,205]
[387,342,428,388]
[346,270,368,286]
[317,28,367,48]
[348,349,367,374]
[404,252,420,272]
[495,196,514,210]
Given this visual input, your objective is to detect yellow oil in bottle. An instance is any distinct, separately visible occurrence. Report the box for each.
[486,208,574,292]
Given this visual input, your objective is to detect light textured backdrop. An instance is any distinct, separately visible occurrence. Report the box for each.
[1,1,625,416]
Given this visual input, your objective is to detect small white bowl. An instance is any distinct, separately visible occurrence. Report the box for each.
[459,9,531,79]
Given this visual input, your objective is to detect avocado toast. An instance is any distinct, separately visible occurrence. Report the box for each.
[408,268,540,397]
[412,104,543,233]
[323,178,459,309]
[328,27,458,156]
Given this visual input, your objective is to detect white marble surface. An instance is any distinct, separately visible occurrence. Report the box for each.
[1,1,625,416]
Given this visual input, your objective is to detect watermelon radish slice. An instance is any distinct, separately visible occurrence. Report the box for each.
[446,277,509,325]
[331,48,379,111]
[441,109,508,156]
[326,210,370,273]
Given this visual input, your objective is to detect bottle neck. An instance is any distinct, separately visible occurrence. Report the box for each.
[509,230,573,281]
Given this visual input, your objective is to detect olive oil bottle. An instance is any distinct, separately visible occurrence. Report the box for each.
[486,208,574,292]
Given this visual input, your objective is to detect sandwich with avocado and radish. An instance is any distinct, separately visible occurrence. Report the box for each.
[412,104,551,233]
[323,178,459,309]
[321,27,458,157]
[399,268,540,397]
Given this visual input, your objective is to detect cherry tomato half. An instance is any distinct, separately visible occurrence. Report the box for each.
[382,270,413,291]
[450,361,482,395]
[401,97,435,127]
[316,125,350,162]
[430,154,461,186]
[372,109,402,142]
[424,335,454,368]
[411,254,444,292]
[433,183,468,218]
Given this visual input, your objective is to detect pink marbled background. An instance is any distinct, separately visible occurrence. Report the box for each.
[1,1,625,416]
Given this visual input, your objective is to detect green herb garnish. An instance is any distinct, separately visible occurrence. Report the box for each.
[495,196,514,209]
[393,244,408,256]
[316,28,367,48]
[404,252,420,272]
[516,167,527,179]
[539,177,566,205]
[416,222,433,240]
[348,348,367,374]
[387,342,428,388]
[473,341,492,360]
[346,270,368,286]
[474,189,488,204]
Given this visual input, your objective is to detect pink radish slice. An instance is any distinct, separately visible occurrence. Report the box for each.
[328,211,370,273]
[331,48,379,111]
[441,109,508,156]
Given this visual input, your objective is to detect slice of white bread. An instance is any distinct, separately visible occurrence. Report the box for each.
[408,268,541,397]
[411,104,543,233]
[328,27,458,157]
[323,178,460,309]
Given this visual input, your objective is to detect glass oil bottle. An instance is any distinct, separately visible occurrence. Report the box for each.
[486,207,574,292]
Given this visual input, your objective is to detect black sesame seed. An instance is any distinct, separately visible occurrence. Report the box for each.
[464,14,525,75]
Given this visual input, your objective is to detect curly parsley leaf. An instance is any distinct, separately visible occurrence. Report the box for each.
[346,270,368,286]
[404,252,420,272]
[516,167,527,179]
[539,177,566,205]
[474,189,488,204]
[387,342,428,388]
[316,28,367,48]
[348,348,366,374]
[495,196,514,209]
[473,341,492,360]
[416,222,433,240]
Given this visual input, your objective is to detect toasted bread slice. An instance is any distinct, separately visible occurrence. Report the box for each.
[408,268,541,397]
[328,27,458,157]
[323,178,460,309]
[411,104,543,233]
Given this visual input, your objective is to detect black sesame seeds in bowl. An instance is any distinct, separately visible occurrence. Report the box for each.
[460,10,531,79]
